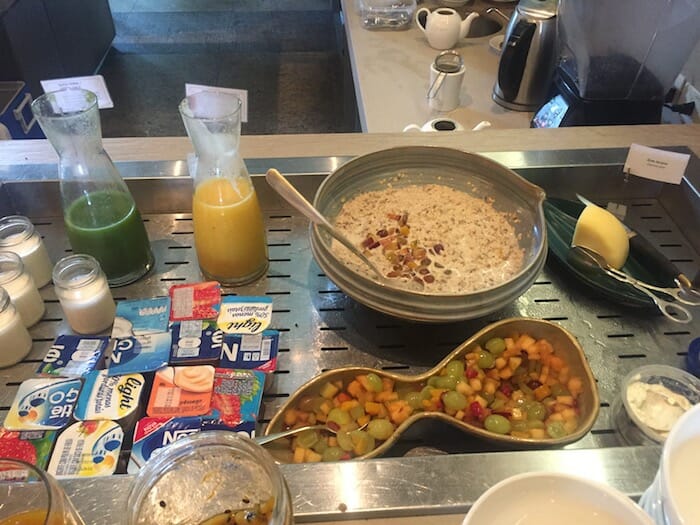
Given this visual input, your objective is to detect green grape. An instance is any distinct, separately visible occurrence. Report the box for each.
[511,420,528,433]
[427,376,441,387]
[295,429,319,449]
[484,414,511,435]
[550,383,570,397]
[527,401,547,421]
[404,391,423,410]
[322,446,344,462]
[490,398,505,412]
[336,430,354,452]
[312,436,328,454]
[349,404,366,421]
[350,429,376,455]
[444,360,465,377]
[327,407,352,426]
[527,419,545,430]
[485,337,506,355]
[546,421,567,439]
[367,418,395,440]
[442,390,468,411]
[477,349,496,369]
[366,372,384,392]
[435,375,459,390]
[420,386,434,400]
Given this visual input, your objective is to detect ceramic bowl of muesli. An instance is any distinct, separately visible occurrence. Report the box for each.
[310,146,547,322]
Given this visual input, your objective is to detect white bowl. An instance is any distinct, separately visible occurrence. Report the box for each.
[463,472,654,525]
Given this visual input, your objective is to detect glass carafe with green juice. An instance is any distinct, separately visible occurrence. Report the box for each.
[31,88,154,286]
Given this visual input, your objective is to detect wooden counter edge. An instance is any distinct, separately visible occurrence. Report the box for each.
[1,124,699,165]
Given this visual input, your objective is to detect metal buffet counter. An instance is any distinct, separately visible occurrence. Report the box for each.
[1,145,700,523]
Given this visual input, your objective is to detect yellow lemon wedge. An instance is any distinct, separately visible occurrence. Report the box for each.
[572,203,630,269]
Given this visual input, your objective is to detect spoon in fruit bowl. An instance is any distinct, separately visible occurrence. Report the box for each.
[256,421,368,446]
[568,245,692,324]
[265,168,390,285]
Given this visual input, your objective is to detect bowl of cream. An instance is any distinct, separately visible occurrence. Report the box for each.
[616,364,700,445]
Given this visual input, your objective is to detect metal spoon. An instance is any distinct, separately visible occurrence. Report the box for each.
[256,421,368,446]
[569,245,692,324]
[265,168,389,284]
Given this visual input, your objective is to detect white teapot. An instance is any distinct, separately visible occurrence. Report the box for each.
[415,7,480,50]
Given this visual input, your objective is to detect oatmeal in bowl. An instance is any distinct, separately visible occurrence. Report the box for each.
[332,182,525,295]
[310,146,547,322]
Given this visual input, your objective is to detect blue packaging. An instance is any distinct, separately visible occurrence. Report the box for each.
[112,297,171,337]
[108,333,172,376]
[169,320,222,366]
[37,335,110,377]
[128,416,202,473]
[218,330,279,372]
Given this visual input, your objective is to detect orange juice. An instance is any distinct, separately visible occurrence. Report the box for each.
[193,176,268,285]
[0,509,59,525]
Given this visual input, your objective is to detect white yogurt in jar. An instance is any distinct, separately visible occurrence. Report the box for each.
[0,286,32,367]
[0,251,45,327]
[0,215,53,288]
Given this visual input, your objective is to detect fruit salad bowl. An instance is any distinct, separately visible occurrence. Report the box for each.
[263,318,599,463]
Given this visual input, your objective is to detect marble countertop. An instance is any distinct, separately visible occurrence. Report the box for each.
[341,0,533,132]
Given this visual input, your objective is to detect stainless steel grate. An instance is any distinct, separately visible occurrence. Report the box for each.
[0,148,698,521]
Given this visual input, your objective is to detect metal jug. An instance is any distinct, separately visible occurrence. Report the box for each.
[492,0,558,111]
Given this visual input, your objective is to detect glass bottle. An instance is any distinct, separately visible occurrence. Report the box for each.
[31,88,154,287]
[53,254,116,335]
[0,250,45,327]
[0,215,53,288]
[0,286,32,367]
[179,91,269,286]
[126,431,293,525]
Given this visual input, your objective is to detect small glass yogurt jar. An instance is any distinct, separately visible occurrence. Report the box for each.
[0,250,45,327]
[0,286,32,367]
[53,254,116,334]
[0,215,53,288]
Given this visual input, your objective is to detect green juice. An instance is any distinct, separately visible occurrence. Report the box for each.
[64,190,153,285]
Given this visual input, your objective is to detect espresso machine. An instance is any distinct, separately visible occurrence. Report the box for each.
[532,0,700,127]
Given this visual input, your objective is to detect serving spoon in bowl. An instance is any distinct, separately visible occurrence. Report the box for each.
[265,168,389,285]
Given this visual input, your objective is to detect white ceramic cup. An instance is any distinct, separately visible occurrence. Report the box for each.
[428,61,465,112]
[640,403,700,524]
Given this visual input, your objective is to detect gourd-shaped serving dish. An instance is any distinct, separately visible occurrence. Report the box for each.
[264,318,600,462]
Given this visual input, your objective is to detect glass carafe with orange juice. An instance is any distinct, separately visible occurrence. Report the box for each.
[179,91,268,286]
[0,458,85,525]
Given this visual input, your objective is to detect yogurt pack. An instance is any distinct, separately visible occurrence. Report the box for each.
[128,416,202,473]
[48,420,124,478]
[0,428,57,470]
[36,335,110,378]
[74,370,146,437]
[4,378,82,430]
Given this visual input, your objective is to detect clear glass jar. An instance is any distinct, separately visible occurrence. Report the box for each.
[31,88,154,287]
[0,215,53,288]
[0,286,32,367]
[0,458,85,524]
[358,0,416,30]
[0,250,45,327]
[126,431,293,525]
[53,254,116,334]
[179,91,269,286]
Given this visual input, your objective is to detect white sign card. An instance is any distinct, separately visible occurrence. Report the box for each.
[185,83,248,123]
[623,144,690,185]
[40,75,114,109]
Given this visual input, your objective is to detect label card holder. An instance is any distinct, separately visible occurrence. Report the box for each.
[623,144,690,185]
[40,75,114,110]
